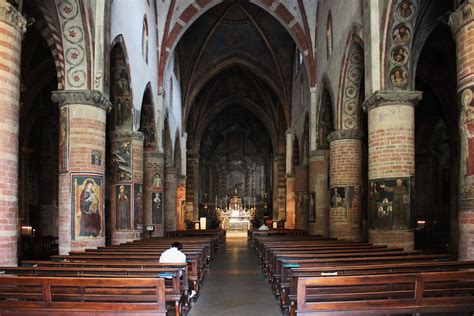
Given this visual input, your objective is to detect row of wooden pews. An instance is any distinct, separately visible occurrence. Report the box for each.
[0,229,225,315]
[252,231,474,315]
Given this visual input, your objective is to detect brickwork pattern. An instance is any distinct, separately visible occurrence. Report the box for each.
[458,211,474,260]
[0,6,24,265]
[308,155,330,236]
[368,105,414,180]
[164,167,178,231]
[285,177,295,229]
[329,139,362,241]
[58,104,106,254]
[369,229,414,251]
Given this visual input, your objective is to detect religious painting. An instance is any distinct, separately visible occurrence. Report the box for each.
[396,0,414,20]
[176,183,186,230]
[330,186,346,209]
[134,184,143,230]
[71,175,103,240]
[140,101,156,149]
[390,67,408,87]
[368,177,414,230]
[151,172,163,191]
[111,140,132,182]
[309,192,316,223]
[59,107,68,173]
[116,184,131,230]
[152,192,163,224]
[391,46,408,66]
[111,45,133,130]
[393,24,411,45]
[346,186,361,228]
[91,150,101,166]
[318,89,333,150]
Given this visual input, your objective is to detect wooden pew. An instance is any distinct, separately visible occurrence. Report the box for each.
[0,276,166,315]
[0,265,187,316]
[295,271,474,315]
[285,260,474,315]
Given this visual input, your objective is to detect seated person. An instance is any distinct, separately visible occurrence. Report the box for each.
[258,222,269,230]
[159,241,186,263]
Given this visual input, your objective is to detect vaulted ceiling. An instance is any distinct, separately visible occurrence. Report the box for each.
[177,1,297,151]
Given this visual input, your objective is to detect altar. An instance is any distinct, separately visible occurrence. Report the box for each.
[217,195,254,231]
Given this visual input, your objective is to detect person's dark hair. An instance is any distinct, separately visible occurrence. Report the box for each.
[171,242,182,250]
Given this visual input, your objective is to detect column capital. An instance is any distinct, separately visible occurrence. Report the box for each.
[448,0,474,35]
[310,149,329,159]
[52,90,112,112]
[111,130,144,141]
[0,1,26,33]
[362,90,422,112]
[328,129,363,143]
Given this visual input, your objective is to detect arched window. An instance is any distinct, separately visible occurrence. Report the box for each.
[326,12,333,59]
[142,17,149,63]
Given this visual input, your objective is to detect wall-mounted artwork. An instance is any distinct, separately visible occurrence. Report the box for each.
[59,107,68,173]
[134,184,143,230]
[368,177,414,230]
[140,101,156,149]
[152,192,163,224]
[111,141,132,182]
[91,150,101,166]
[111,44,133,130]
[71,175,103,240]
[151,172,162,191]
[309,192,316,223]
[330,186,346,209]
[116,184,131,230]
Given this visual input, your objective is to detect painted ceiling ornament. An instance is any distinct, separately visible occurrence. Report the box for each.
[393,23,411,45]
[344,101,357,115]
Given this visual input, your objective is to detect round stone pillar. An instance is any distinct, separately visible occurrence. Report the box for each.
[164,166,178,232]
[52,90,111,254]
[363,90,421,250]
[0,1,25,265]
[308,150,330,236]
[109,131,144,245]
[328,130,363,241]
[449,1,474,259]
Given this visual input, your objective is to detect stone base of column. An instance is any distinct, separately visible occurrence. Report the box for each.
[112,231,142,245]
[459,211,474,260]
[369,229,414,250]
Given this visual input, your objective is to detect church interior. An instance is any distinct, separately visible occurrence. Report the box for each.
[0,0,474,314]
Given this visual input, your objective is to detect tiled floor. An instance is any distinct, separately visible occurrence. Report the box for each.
[188,235,281,316]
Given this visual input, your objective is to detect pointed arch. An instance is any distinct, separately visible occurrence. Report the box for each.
[110,35,134,131]
[337,33,364,130]
[317,78,335,150]
[139,82,156,150]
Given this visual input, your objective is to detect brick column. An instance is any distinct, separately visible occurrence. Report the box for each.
[143,151,164,236]
[186,152,199,221]
[449,0,474,260]
[308,150,330,236]
[52,90,111,254]
[0,1,25,266]
[164,167,178,231]
[109,131,144,245]
[176,175,186,230]
[285,175,295,229]
[295,165,309,231]
[363,90,421,250]
[328,130,363,241]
